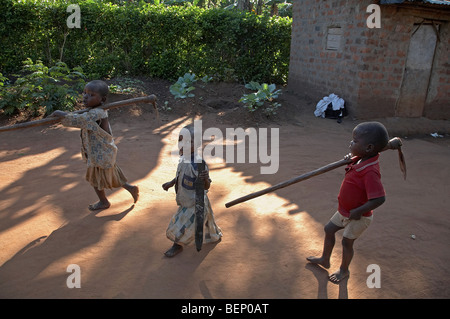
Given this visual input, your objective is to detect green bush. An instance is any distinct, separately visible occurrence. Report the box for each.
[0,1,291,84]
[0,59,86,116]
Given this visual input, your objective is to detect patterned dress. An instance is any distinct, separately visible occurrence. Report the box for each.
[61,108,127,190]
[166,156,223,246]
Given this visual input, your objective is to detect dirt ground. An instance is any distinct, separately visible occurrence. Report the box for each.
[0,78,449,300]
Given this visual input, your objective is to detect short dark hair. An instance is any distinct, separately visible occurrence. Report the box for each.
[354,121,389,152]
[86,80,109,98]
[180,124,201,145]
[182,124,195,138]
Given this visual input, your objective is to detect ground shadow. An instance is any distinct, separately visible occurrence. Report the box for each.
[305,263,348,299]
[0,204,134,297]
[2,89,449,299]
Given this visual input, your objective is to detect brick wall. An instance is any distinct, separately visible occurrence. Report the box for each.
[424,20,450,119]
[357,5,414,118]
[288,0,360,112]
[288,0,450,120]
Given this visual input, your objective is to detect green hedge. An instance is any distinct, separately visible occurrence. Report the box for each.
[0,1,292,84]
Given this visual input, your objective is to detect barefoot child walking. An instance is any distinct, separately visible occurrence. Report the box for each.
[307,121,397,283]
[50,80,139,210]
[162,124,222,257]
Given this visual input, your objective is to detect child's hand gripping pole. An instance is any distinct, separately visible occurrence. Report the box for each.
[225,137,406,208]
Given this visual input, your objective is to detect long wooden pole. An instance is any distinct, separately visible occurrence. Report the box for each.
[225,157,352,208]
[0,95,157,133]
[225,138,405,208]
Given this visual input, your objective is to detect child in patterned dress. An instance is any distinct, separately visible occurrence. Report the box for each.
[162,124,222,257]
[50,80,139,210]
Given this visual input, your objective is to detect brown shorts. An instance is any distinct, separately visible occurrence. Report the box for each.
[330,211,373,239]
[86,164,127,190]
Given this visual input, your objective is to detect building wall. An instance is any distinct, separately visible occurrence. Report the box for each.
[424,20,450,119]
[288,0,450,120]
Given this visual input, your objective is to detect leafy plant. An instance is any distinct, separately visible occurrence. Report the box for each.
[239,82,281,116]
[161,100,172,111]
[244,81,263,91]
[0,58,86,116]
[169,73,197,99]
[262,101,281,116]
[200,75,213,84]
[108,78,145,94]
[0,3,291,84]
[0,73,8,87]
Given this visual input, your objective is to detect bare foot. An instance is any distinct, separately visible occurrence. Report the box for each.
[306,256,330,269]
[88,201,111,211]
[328,268,350,284]
[164,243,183,257]
[129,185,139,203]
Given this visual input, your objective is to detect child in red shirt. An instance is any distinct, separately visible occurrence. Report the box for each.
[307,122,391,283]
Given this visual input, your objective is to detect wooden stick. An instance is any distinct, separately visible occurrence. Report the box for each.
[225,157,352,208]
[225,137,405,208]
[0,95,157,133]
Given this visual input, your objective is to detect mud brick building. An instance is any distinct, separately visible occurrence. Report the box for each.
[288,0,450,120]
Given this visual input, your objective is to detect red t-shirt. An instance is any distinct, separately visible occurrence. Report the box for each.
[338,154,385,217]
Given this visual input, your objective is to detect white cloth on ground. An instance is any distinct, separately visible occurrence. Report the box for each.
[314,93,345,118]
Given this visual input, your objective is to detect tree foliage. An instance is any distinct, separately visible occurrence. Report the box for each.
[1,1,291,84]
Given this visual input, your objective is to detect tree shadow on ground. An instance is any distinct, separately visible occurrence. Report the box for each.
[0,204,134,298]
